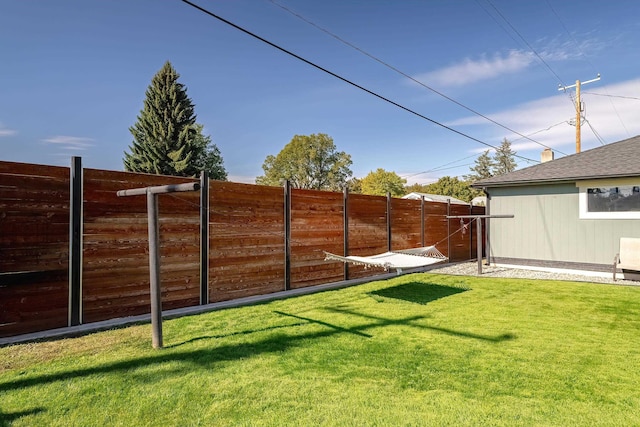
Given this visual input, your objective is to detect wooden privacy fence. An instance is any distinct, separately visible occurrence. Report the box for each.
[0,158,484,338]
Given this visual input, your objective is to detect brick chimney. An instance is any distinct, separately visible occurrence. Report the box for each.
[541,148,554,163]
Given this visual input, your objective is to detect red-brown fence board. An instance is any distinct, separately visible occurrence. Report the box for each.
[290,189,344,288]
[0,161,70,336]
[390,197,422,250]
[1,160,484,338]
[448,204,474,261]
[423,202,448,256]
[209,181,285,302]
[82,169,200,323]
[344,194,388,279]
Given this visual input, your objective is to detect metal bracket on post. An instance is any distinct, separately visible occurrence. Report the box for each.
[117,181,200,349]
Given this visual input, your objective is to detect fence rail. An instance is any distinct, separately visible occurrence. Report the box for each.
[0,158,484,337]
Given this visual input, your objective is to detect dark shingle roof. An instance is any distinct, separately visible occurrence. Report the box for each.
[472,135,640,188]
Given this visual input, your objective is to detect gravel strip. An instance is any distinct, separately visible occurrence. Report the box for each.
[427,261,640,286]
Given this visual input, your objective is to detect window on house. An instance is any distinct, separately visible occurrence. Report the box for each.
[587,186,640,212]
[580,185,640,219]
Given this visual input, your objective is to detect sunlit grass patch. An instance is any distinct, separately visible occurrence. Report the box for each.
[1,273,639,426]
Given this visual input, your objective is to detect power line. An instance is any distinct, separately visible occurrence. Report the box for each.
[479,0,576,111]
[474,0,523,48]
[485,0,566,88]
[510,120,568,143]
[178,0,539,164]
[583,92,640,101]
[268,0,560,155]
[583,118,606,146]
[544,0,629,138]
[401,154,478,180]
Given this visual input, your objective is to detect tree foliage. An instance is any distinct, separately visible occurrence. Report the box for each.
[423,176,476,203]
[404,183,431,194]
[346,177,362,194]
[464,149,494,182]
[191,124,227,181]
[256,133,352,190]
[124,61,212,177]
[493,138,517,176]
[360,168,407,196]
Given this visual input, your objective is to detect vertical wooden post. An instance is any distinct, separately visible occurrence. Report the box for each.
[485,193,491,265]
[68,156,82,326]
[199,171,209,305]
[343,187,349,281]
[420,196,425,247]
[284,180,291,291]
[386,192,392,252]
[117,181,200,349]
[147,190,163,349]
[575,79,581,153]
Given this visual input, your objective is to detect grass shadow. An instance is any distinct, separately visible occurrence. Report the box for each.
[166,321,308,348]
[326,307,515,343]
[369,282,469,304]
[0,407,45,426]
[0,308,512,395]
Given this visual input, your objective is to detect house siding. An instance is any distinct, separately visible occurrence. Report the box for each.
[487,182,640,270]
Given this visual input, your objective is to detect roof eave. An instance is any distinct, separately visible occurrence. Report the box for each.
[471,173,640,189]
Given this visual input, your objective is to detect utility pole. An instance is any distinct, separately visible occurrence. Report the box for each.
[558,74,600,153]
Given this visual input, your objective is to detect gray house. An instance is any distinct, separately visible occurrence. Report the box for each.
[472,135,640,274]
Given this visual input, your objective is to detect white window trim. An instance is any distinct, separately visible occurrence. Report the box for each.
[577,180,640,220]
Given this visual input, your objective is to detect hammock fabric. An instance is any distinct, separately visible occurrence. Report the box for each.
[324,246,447,274]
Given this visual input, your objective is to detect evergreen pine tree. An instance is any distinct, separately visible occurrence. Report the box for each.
[192,123,228,181]
[464,149,494,182]
[492,138,517,176]
[124,61,201,176]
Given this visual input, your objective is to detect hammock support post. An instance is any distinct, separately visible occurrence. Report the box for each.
[117,181,201,349]
[446,214,514,274]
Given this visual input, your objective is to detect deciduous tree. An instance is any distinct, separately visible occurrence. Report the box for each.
[360,168,406,196]
[424,176,475,203]
[256,133,352,190]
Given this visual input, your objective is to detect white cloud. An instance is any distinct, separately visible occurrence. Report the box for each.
[413,50,535,87]
[411,35,601,89]
[448,78,640,156]
[42,135,95,150]
[0,123,17,137]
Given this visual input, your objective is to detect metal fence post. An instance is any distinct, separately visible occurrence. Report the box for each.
[343,187,349,281]
[200,171,209,305]
[284,180,291,291]
[68,156,82,326]
[147,190,162,348]
[387,192,392,252]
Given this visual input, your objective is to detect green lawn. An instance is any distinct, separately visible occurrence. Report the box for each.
[2,273,640,426]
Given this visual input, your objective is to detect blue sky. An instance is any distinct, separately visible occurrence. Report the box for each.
[1,0,639,184]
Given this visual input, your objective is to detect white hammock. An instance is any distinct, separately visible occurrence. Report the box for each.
[324,245,447,274]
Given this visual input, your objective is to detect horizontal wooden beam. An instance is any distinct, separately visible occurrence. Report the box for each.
[117,182,200,197]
